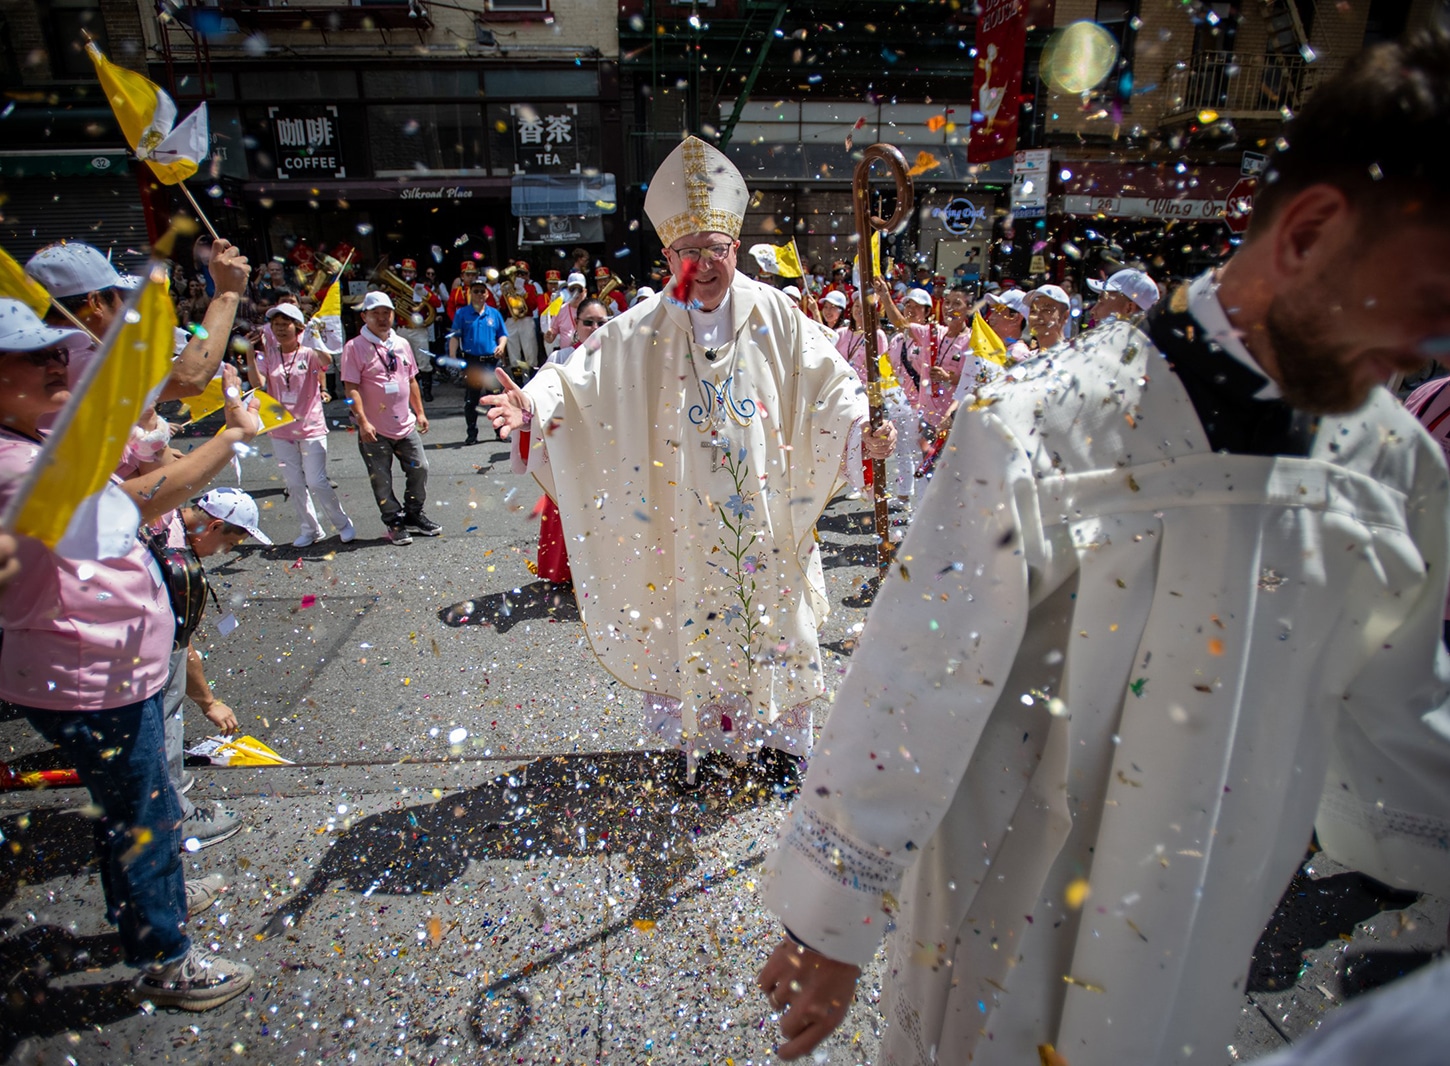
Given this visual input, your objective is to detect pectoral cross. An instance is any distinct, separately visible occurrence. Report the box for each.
[702,434,729,472]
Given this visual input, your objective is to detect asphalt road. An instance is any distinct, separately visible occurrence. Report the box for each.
[0,378,1443,1065]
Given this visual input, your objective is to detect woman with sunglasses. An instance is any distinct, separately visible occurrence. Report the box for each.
[0,298,259,1010]
[528,299,611,584]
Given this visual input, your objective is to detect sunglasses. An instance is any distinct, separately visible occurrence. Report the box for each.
[578,318,607,327]
[9,347,70,368]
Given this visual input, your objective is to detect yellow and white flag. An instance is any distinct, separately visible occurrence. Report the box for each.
[852,232,882,288]
[0,246,51,318]
[969,311,1009,367]
[748,241,805,278]
[87,42,209,185]
[1,263,175,557]
[305,274,345,353]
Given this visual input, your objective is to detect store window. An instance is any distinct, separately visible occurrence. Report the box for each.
[237,70,359,101]
[484,69,599,99]
[40,0,109,80]
[370,103,487,175]
[1094,0,1139,106]
[485,0,550,11]
[362,70,481,98]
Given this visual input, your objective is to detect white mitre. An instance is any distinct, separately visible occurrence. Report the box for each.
[643,135,749,247]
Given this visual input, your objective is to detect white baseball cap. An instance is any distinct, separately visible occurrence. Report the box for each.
[0,298,90,353]
[360,291,395,312]
[195,486,273,546]
[26,243,142,299]
[903,288,933,307]
[1027,284,1071,308]
[821,290,849,310]
[986,288,1030,322]
[1087,269,1160,312]
[781,285,802,300]
[266,303,307,325]
[566,272,588,290]
[630,286,656,306]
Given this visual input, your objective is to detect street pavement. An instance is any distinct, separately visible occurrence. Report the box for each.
[1,379,1444,1065]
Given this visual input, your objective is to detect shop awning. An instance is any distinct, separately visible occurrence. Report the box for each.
[509,175,618,218]
[1058,162,1241,221]
[723,142,1013,186]
[242,176,511,202]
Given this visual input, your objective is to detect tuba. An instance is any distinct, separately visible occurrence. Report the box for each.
[497,264,531,320]
[596,271,623,304]
[369,258,437,328]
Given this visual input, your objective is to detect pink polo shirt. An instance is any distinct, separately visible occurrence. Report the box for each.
[0,431,175,711]
[256,345,327,442]
[340,331,417,440]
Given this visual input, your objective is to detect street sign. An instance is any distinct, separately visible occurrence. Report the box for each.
[1241,151,1268,177]
[1223,176,1257,234]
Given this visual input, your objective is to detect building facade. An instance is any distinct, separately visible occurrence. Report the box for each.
[1,0,623,280]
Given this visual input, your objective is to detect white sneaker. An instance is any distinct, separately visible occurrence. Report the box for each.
[338,521,356,544]
[132,946,253,1011]
[292,530,323,548]
[185,873,227,916]
[180,803,244,851]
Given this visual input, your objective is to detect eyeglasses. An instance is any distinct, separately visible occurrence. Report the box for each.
[670,242,735,264]
[8,347,70,368]
[578,318,607,327]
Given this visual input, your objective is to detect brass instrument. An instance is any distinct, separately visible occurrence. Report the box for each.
[304,254,345,302]
[596,271,623,304]
[368,257,437,327]
[497,264,531,320]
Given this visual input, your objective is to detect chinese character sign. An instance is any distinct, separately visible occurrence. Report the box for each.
[269,105,346,180]
[512,103,579,174]
[968,0,1027,163]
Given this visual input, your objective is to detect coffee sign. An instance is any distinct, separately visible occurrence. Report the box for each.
[269,105,346,180]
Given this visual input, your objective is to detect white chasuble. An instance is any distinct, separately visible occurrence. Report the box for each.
[514,274,867,759]
[763,318,1450,1066]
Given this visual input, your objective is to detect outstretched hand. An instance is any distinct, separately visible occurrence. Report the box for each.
[478,367,532,440]
[757,938,862,1060]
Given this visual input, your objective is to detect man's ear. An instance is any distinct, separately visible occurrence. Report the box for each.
[1267,183,1351,282]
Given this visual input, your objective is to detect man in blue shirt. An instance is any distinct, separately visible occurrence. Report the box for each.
[449,281,508,445]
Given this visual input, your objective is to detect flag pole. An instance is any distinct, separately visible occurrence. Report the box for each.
[851,144,914,578]
[177,182,221,240]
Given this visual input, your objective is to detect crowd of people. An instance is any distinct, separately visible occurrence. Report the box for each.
[0,26,1447,1066]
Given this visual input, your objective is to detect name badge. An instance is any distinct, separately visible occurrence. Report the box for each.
[384,381,401,395]
[280,388,300,405]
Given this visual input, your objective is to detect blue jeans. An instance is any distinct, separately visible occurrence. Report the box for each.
[24,691,189,966]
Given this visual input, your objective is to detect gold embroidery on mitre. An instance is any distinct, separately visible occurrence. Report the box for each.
[652,137,745,245]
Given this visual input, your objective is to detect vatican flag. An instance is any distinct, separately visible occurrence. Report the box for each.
[969,310,1009,367]
[0,247,52,318]
[87,42,209,185]
[748,240,804,278]
[306,274,346,354]
[1,263,175,558]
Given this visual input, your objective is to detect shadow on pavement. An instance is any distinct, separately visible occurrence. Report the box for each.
[0,923,130,1058]
[438,579,579,633]
[253,751,782,1050]
[0,807,97,912]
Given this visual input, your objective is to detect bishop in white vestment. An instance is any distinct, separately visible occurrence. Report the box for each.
[484,137,894,774]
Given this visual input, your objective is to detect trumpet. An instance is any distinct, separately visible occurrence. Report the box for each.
[369,258,436,328]
[497,264,532,320]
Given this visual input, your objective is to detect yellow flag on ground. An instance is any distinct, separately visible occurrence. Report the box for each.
[5,264,175,550]
[0,247,51,317]
[87,42,209,185]
[970,311,1009,367]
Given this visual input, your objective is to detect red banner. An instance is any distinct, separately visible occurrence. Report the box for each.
[968,0,1028,163]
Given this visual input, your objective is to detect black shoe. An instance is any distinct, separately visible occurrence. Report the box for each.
[464,434,479,446]
[422,390,434,402]
[754,747,805,797]
[387,524,413,546]
[404,513,441,536]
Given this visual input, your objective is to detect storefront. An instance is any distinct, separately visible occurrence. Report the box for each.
[0,150,149,265]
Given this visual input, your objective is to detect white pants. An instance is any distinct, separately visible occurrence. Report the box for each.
[273,435,350,538]
[504,316,541,368]
[885,388,918,502]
